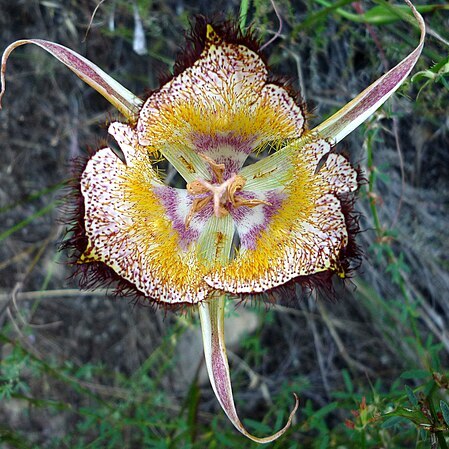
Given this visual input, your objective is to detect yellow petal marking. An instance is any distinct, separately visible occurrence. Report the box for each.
[80,125,212,304]
[206,137,357,293]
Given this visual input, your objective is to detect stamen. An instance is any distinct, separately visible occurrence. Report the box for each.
[233,197,272,208]
[185,196,212,228]
[199,153,225,183]
[185,157,271,228]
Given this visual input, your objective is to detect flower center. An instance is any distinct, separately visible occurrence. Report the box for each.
[185,154,271,228]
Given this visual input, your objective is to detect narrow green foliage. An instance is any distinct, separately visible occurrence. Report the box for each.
[313,0,449,25]
[405,384,418,407]
[441,401,449,427]
[0,202,57,242]
[239,0,250,30]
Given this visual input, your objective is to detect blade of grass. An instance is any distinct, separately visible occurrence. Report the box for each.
[0,201,57,242]
[0,180,66,214]
[239,0,250,31]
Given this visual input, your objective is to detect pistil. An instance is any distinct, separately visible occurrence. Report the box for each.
[185,156,271,228]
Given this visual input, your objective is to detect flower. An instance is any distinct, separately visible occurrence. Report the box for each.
[0,2,425,443]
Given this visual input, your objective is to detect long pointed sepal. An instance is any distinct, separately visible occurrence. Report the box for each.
[198,297,299,443]
[0,39,142,120]
[312,0,425,144]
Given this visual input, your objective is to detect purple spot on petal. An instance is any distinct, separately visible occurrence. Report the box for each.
[192,132,256,154]
[191,132,258,178]
[215,158,242,181]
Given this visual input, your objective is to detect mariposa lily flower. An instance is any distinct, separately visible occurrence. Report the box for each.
[0,1,425,443]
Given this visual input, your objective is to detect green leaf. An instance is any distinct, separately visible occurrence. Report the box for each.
[362,4,449,25]
[239,0,250,30]
[440,400,449,426]
[405,385,418,407]
[312,402,338,421]
[381,416,409,429]
[400,369,430,380]
[318,434,330,449]
[342,369,354,394]
[383,407,429,426]
[312,0,448,26]
[242,418,273,434]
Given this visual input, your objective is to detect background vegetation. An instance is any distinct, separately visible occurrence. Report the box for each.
[0,0,448,447]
